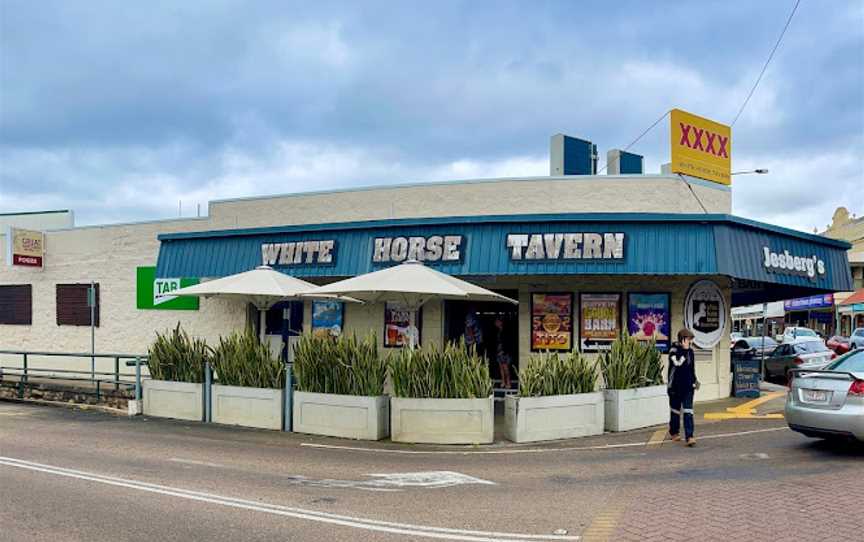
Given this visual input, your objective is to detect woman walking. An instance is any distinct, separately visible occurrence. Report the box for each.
[668,328,700,446]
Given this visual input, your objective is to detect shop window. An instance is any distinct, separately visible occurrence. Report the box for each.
[265,301,304,336]
[0,285,32,325]
[56,283,100,326]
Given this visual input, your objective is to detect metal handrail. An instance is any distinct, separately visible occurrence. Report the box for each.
[0,349,147,402]
[0,350,148,359]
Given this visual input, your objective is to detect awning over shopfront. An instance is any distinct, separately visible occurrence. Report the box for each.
[156,213,852,306]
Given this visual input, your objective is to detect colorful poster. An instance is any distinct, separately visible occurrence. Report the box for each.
[627,293,671,352]
[384,303,421,347]
[135,266,199,310]
[312,300,344,339]
[580,293,621,352]
[531,293,573,351]
[8,227,44,267]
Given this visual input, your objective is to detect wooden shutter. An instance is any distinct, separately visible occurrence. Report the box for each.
[56,283,100,326]
[0,285,33,325]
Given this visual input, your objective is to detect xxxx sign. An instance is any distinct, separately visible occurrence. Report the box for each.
[670,109,732,186]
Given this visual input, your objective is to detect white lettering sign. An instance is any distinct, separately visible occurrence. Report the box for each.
[762,247,825,280]
[507,233,625,260]
[154,278,182,306]
[373,235,463,263]
[261,240,336,266]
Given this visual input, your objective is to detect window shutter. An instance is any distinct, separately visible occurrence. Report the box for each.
[0,285,33,325]
[56,283,100,326]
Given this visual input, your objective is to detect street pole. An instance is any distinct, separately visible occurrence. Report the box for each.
[760,302,768,381]
[90,281,96,382]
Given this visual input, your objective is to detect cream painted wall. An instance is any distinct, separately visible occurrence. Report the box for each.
[207,176,731,230]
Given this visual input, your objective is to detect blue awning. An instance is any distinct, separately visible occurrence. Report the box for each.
[156,213,852,305]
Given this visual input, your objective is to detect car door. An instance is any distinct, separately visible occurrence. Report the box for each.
[766,344,790,378]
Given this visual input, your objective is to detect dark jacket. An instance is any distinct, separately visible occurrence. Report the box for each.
[667,342,698,395]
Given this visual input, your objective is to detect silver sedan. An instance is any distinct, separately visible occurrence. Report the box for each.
[785,349,864,442]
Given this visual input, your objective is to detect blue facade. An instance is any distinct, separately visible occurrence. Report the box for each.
[561,136,597,175]
[617,151,644,174]
[156,213,852,304]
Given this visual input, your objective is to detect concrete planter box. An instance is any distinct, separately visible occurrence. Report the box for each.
[603,385,668,432]
[504,392,604,443]
[142,380,203,421]
[391,396,494,444]
[213,384,283,431]
[293,391,389,440]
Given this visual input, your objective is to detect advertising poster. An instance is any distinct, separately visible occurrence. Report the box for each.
[627,293,671,352]
[580,293,620,352]
[384,303,421,347]
[312,300,344,339]
[135,266,199,310]
[531,293,573,351]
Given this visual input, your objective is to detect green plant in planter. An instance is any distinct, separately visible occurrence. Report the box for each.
[599,333,665,390]
[389,340,492,399]
[519,351,597,397]
[210,330,283,389]
[293,333,385,396]
[147,323,209,383]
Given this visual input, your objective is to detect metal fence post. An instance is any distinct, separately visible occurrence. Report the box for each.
[22,353,28,384]
[114,356,120,391]
[283,362,293,432]
[134,357,142,402]
[204,361,212,423]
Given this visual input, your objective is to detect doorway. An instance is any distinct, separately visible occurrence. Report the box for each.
[444,290,519,394]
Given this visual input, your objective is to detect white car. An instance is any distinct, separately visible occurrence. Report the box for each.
[850,328,864,350]
[781,327,823,344]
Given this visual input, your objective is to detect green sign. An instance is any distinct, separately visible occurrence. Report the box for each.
[136,266,199,310]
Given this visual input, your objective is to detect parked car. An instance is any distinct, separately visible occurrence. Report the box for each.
[850,328,864,349]
[785,349,864,442]
[781,327,823,344]
[826,336,852,355]
[731,337,778,360]
[765,341,836,382]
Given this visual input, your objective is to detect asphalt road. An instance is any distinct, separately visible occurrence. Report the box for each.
[1,400,861,541]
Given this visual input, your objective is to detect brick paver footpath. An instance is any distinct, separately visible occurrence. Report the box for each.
[611,469,862,541]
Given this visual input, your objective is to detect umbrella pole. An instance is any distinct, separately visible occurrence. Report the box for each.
[260,309,266,343]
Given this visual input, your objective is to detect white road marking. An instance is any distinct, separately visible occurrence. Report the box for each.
[0,456,577,542]
[169,458,225,468]
[300,427,789,455]
[284,471,496,492]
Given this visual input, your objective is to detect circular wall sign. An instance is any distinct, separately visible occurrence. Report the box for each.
[683,279,727,349]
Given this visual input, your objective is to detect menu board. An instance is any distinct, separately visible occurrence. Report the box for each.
[531,293,573,351]
[580,293,621,352]
[311,300,344,339]
[627,293,671,352]
[384,303,421,347]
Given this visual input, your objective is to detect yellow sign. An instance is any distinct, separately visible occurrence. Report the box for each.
[10,228,44,267]
[670,109,731,185]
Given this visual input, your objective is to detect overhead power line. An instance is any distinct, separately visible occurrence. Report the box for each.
[731,0,801,126]
[598,110,669,174]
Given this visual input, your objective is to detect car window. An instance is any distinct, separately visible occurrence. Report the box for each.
[734,340,749,350]
[827,350,864,372]
[796,329,817,337]
[795,342,829,354]
[772,345,788,356]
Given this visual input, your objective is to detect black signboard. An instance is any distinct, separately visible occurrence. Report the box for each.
[733,357,761,398]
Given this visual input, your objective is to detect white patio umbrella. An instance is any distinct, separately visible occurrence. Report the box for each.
[303,260,517,348]
[171,266,323,349]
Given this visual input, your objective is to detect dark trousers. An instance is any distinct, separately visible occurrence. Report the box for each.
[669,390,695,439]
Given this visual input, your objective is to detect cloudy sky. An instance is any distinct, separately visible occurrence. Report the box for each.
[1,0,862,232]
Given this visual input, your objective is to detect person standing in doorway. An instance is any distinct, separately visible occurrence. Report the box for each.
[668,328,700,446]
[494,317,512,389]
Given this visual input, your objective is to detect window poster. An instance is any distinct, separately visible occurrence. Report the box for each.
[384,302,422,347]
[580,293,621,352]
[531,293,573,351]
[311,300,344,339]
[627,293,671,352]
